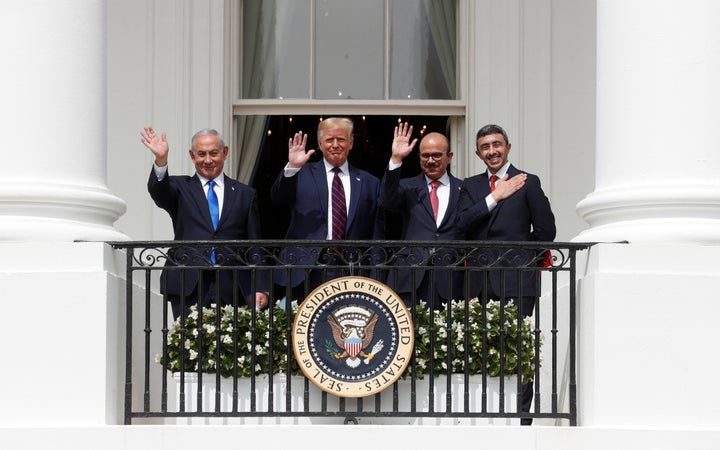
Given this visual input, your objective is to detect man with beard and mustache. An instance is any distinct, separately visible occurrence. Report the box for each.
[457,123,556,425]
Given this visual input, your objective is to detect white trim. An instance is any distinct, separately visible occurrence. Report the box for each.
[232,99,465,116]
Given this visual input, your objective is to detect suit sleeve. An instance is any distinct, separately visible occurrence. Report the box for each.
[525,175,556,242]
[270,169,298,206]
[456,180,492,235]
[147,167,178,216]
[378,167,405,212]
[245,188,269,292]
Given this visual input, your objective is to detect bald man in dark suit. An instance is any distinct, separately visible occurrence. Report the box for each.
[378,123,464,309]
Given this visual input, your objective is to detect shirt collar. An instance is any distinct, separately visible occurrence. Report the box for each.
[197,172,225,188]
[487,162,511,180]
[424,171,451,186]
[323,159,349,175]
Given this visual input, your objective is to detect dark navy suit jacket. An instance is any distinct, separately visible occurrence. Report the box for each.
[148,168,266,302]
[379,168,464,301]
[270,160,381,288]
[457,164,556,299]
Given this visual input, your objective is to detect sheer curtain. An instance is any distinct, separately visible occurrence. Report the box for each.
[423,0,456,99]
[233,2,276,184]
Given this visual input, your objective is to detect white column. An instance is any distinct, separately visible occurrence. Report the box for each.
[575,0,720,243]
[0,0,126,241]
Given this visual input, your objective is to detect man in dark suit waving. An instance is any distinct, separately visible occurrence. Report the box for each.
[379,123,463,309]
[141,127,268,318]
[457,123,556,425]
[271,117,381,301]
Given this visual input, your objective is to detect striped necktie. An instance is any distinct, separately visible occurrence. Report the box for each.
[331,167,347,240]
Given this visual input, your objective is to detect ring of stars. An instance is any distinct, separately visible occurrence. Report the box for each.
[308,292,399,382]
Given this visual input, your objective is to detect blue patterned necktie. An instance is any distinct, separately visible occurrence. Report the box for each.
[331,168,347,240]
[207,180,219,263]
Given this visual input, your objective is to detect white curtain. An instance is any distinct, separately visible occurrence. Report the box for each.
[233,1,276,184]
[423,0,456,99]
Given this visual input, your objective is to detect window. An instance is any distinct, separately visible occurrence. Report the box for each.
[230,0,463,187]
[240,0,457,100]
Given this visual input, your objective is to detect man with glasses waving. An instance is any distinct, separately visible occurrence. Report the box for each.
[378,122,463,310]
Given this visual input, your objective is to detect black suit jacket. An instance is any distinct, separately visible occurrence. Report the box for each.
[148,168,266,302]
[457,164,556,299]
[379,168,464,301]
[270,160,381,288]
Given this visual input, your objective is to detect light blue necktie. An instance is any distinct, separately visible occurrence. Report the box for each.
[207,180,219,263]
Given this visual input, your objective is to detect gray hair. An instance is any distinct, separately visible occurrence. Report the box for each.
[191,128,225,151]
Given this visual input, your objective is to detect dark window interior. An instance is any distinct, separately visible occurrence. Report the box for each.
[251,115,451,239]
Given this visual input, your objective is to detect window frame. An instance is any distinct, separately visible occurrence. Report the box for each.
[226,0,469,176]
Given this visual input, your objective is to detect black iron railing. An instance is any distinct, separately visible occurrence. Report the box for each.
[110,240,593,426]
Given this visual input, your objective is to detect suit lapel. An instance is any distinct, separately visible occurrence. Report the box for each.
[413,175,435,221]
[218,178,237,230]
[189,175,214,230]
[347,165,361,229]
[486,165,519,233]
[438,176,462,228]
[311,162,330,219]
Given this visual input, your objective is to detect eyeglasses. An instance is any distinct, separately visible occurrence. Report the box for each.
[419,152,446,160]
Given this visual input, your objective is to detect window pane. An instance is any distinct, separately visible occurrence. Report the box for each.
[240,0,457,100]
[314,0,385,99]
[390,0,456,99]
[242,0,311,99]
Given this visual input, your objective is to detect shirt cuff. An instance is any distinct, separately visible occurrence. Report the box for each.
[153,163,168,181]
[283,164,301,177]
[485,194,497,211]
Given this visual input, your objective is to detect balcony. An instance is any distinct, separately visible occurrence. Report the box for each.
[111,240,591,426]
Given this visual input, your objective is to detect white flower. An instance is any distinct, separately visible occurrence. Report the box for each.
[189,349,198,360]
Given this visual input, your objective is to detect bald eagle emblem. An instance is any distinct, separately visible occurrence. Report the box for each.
[327,305,384,368]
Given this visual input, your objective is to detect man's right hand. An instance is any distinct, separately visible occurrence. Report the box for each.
[491,173,527,202]
[140,127,169,167]
[391,122,418,165]
[287,131,315,169]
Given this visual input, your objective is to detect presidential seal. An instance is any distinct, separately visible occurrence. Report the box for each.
[292,276,414,398]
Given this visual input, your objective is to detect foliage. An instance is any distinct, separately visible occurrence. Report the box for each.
[411,298,539,382]
[157,298,539,381]
[156,303,298,378]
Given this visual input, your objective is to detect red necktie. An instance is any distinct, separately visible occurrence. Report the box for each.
[490,175,498,192]
[331,167,347,240]
[429,180,441,220]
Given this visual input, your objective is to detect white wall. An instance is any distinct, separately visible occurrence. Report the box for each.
[467,0,596,242]
[107,0,225,240]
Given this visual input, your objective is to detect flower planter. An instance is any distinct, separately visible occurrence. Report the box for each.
[170,372,519,425]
